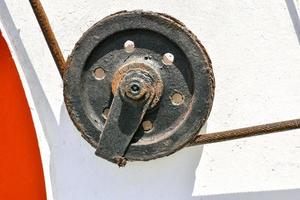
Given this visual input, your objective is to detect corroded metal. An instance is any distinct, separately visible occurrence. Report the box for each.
[111,61,163,108]
[29,0,65,76]
[28,3,300,165]
[63,11,215,163]
[96,66,160,165]
[190,118,300,146]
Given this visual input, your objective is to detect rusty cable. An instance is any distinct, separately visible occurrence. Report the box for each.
[28,0,300,147]
[190,118,300,146]
[29,0,65,77]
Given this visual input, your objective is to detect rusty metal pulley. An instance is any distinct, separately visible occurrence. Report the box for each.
[29,0,300,167]
[63,11,214,165]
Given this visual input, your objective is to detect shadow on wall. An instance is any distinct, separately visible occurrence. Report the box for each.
[285,0,300,45]
[198,189,300,200]
[53,104,203,200]
[1,1,300,199]
[0,1,202,199]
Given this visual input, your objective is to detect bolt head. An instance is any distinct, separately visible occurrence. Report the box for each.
[162,53,174,65]
[94,67,106,80]
[124,40,135,53]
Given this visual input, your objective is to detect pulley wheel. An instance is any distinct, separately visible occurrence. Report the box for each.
[63,11,215,165]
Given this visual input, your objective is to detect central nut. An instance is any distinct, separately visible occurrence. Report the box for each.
[127,82,143,98]
[130,83,140,93]
[122,74,150,100]
[111,60,163,108]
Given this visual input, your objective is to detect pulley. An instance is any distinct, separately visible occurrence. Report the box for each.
[63,11,215,165]
[29,0,300,167]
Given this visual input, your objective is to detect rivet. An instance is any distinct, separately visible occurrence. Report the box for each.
[162,53,174,65]
[171,92,184,105]
[124,40,135,53]
[94,67,106,80]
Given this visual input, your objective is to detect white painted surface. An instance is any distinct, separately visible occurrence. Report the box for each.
[1,0,300,199]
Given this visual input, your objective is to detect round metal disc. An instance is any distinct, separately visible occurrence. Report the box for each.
[63,11,215,161]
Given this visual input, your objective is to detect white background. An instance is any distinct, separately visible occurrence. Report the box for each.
[1,0,300,199]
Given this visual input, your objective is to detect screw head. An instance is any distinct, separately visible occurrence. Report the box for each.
[124,40,135,53]
[162,53,174,65]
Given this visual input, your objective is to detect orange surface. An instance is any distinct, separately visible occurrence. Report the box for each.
[0,32,46,199]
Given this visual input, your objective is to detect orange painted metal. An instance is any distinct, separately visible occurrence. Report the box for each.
[0,32,46,199]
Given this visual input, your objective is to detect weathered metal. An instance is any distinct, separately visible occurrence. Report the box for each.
[29,0,65,76]
[190,118,300,146]
[111,61,163,108]
[96,64,160,165]
[29,0,300,166]
[63,11,215,164]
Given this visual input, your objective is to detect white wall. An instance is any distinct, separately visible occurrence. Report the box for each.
[1,0,300,199]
